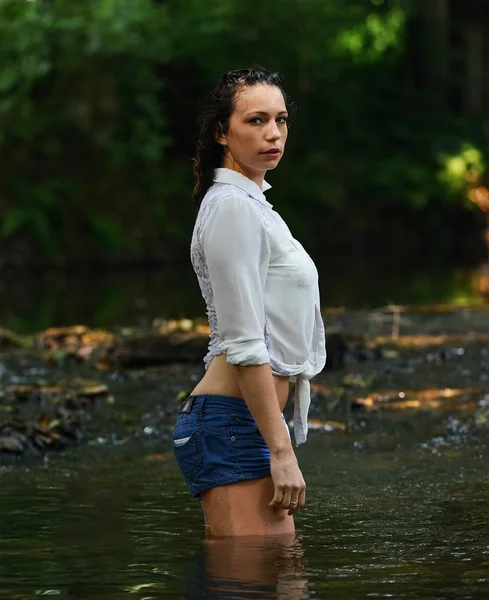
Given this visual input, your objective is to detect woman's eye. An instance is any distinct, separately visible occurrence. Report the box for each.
[249,116,288,125]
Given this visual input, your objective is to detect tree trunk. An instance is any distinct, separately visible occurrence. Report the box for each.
[413,0,450,107]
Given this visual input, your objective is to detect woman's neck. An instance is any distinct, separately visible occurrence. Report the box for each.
[221,158,265,190]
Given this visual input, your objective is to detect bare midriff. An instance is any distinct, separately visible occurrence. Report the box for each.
[190,354,290,412]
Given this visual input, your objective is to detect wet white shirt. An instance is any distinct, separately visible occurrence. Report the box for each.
[190,167,327,445]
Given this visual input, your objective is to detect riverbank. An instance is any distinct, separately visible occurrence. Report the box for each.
[1,304,488,462]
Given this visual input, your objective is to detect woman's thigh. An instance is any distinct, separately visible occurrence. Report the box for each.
[201,476,295,537]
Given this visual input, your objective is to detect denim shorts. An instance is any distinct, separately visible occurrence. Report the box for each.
[171,394,290,500]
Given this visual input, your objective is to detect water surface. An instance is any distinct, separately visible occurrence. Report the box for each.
[1,402,488,599]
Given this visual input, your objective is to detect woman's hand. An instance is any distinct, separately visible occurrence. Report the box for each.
[269,449,306,516]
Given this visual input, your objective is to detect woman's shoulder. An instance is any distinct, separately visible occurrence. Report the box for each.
[202,181,255,205]
[199,183,264,223]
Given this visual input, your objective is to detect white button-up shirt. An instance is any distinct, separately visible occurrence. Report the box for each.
[190,168,327,445]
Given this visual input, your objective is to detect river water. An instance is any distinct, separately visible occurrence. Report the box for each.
[1,382,488,599]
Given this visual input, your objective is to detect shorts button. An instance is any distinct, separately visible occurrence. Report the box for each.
[230,435,236,442]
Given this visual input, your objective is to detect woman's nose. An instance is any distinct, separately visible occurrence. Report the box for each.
[266,122,281,141]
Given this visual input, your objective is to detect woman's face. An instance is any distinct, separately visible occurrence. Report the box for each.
[218,84,288,183]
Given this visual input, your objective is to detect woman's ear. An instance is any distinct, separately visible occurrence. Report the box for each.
[215,122,227,147]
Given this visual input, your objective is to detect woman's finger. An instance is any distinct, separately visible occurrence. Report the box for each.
[280,487,292,510]
[288,484,306,515]
[287,494,300,516]
[269,484,284,508]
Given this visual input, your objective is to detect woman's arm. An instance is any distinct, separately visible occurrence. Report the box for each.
[232,363,306,514]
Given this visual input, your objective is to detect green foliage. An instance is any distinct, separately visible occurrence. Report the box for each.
[0,0,486,263]
[333,6,406,60]
[0,0,173,260]
[438,144,485,195]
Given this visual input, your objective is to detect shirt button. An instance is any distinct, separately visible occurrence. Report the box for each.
[230,436,236,442]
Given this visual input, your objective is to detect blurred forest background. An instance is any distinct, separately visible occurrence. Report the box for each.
[1,0,488,269]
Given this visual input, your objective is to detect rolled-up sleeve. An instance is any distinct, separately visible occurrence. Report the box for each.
[202,194,270,366]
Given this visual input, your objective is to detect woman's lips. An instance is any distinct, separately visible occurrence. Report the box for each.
[261,150,281,158]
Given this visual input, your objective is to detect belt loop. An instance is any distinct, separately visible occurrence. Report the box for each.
[197,394,206,420]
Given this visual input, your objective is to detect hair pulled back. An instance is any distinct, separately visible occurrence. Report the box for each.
[193,67,295,207]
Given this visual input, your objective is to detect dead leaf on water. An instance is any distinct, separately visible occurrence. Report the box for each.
[145,453,170,462]
[194,324,210,335]
[95,357,115,371]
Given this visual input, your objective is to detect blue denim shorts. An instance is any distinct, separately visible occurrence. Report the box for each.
[171,394,288,500]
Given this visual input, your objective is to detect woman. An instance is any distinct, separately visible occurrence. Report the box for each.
[172,68,326,537]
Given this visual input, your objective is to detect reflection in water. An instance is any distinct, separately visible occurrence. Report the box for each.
[182,533,310,600]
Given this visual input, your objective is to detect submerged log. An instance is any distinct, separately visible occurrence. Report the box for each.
[107,331,210,368]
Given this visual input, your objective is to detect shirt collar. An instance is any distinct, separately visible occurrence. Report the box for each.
[213,168,272,206]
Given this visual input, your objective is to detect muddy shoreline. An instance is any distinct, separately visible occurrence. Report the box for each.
[1,305,488,462]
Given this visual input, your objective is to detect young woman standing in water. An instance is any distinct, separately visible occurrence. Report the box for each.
[172,68,326,537]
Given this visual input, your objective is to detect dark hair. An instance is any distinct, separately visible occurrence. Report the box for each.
[192,67,295,207]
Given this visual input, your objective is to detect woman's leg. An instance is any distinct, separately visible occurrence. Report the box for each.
[201,476,295,537]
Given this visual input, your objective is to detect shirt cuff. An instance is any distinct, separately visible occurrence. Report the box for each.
[221,339,270,366]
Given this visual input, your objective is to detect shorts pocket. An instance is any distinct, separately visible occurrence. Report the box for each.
[234,413,256,425]
[228,416,270,475]
[229,414,261,437]
[172,421,202,482]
